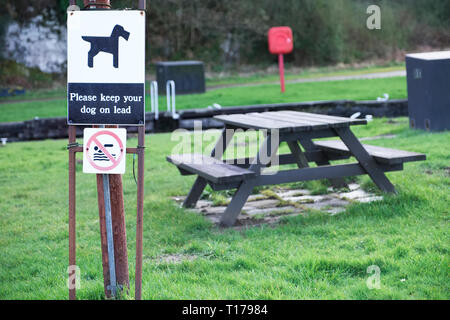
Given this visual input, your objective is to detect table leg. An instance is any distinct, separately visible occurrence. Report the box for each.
[298,137,347,188]
[287,141,309,168]
[220,179,256,226]
[220,132,280,226]
[183,177,208,208]
[182,127,235,208]
[334,127,396,193]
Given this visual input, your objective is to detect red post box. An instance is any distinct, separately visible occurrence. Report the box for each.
[268,27,294,93]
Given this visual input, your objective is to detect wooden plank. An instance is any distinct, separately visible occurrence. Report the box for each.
[214,110,360,132]
[280,129,336,141]
[255,162,403,187]
[264,112,331,130]
[278,111,352,128]
[280,110,367,126]
[285,110,367,124]
[167,154,255,184]
[246,112,316,131]
[213,114,293,132]
[276,111,348,128]
[314,140,426,165]
[210,162,403,191]
[228,151,349,168]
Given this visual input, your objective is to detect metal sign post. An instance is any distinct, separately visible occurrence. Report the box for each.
[68,125,77,301]
[135,125,145,300]
[67,0,146,300]
[150,81,159,120]
[135,0,146,302]
[102,172,117,297]
[278,54,285,93]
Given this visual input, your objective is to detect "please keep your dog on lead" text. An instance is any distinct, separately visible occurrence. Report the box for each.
[69,93,143,115]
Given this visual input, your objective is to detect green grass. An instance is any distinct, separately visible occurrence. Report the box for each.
[0,76,406,123]
[206,64,405,87]
[0,63,404,103]
[0,117,448,299]
[0,87,67,102]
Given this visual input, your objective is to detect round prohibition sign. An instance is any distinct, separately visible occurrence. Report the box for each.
[85,130,124,172]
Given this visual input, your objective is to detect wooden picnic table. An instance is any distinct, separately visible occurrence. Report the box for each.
[167,111,426,226]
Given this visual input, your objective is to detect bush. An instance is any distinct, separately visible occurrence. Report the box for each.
[0,59,63,89]
[1,0,449,71]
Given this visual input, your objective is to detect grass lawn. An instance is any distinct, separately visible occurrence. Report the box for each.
[206,64,405,87]
[0,117,448,299]
[0,63,405,103]
[0,76,406,123]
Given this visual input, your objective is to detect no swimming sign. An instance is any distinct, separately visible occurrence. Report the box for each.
[67,10,145,125]
[83,128,127,174]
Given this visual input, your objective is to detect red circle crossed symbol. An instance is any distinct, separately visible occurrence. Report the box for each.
[85,130,124,172]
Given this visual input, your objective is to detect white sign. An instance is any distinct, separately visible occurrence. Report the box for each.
[83,128,127,174]
[67,10,145,125]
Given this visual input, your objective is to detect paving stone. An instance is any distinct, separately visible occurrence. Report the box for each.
[196,200,211,208]
[243,199,280,209]
[208,215,221,224]
[172,196,186,202]
[247,194,268,202]
[303,198,349,211]
[357,196,383,203]
[173,183,381,228]
[245,206,297,216]
[276,189,311,198]
[200,206,227,215]
[328,207,346,215]
[348,183,360,191]
[339,189,371,200]
[284,195,325,203]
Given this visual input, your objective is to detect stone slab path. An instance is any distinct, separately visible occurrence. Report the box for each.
[173,183,383,229]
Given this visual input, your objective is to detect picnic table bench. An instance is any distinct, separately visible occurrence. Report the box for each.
[167,111,426,226]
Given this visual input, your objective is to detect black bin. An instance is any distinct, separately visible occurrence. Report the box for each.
[155,61,205,95]
[406,51,450,131]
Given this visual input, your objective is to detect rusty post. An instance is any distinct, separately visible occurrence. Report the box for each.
[138,0,146,11]
[135,126,145,300]
[135,0,146,300]
[84,0,130,297]
[83,0,111,9]
[68,125,77,300]
[109,172,129,292]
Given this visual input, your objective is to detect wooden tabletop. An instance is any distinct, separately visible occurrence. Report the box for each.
[214,111,367,132]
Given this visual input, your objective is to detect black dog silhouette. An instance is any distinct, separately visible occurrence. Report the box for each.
[82,24,130,68]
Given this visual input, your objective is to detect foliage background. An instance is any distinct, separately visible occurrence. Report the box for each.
[0,0,449,73]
